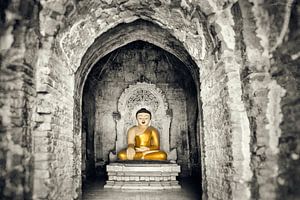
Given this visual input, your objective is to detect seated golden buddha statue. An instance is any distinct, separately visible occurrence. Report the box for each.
[118,108,167,160]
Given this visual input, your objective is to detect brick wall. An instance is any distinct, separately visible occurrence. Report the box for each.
[1,1,298,200]
[33,45,75,199]
[271,2,300,199]
[200,56,235,200]
[0,0,39,199]
[32,1,77,199]
[236,1,300,200]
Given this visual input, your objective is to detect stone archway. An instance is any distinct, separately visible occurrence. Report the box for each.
[32,2,254,199]
[72,14,251,200]
[81,39,201,191]
[75,19,202,183]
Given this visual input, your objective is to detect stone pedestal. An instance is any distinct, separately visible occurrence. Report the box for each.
[104,162,181,190]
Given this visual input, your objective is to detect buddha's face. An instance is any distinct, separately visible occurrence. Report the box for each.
[136,113,151,127]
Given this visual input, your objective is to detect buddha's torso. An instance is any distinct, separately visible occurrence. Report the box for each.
[117,126,167,160]
[135,126,153,148]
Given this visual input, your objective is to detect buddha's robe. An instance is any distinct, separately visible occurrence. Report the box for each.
[118,126,167,160]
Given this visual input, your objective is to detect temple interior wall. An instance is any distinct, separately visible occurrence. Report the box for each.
[0,1,38,199]
[0,1,299,200]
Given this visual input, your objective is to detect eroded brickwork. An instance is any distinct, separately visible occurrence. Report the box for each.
[0,0,39,199]
[0,0,299,200]
[32,0,77,199]
[236,1,299,199]
[271,2,300,199]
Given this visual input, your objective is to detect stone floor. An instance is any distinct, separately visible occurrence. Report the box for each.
[83,177,201,200]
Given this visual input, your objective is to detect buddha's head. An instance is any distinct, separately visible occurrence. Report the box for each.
[136,108,151,127]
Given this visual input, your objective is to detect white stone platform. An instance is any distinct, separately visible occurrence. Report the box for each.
[104,161,181,190]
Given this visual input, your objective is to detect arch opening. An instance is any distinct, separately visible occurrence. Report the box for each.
[72,19,204,198]
[81,40,202,197]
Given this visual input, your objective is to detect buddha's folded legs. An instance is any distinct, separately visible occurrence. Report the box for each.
[143,151,167,160]
[117,149,167,160]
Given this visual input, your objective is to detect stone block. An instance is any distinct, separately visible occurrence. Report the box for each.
[34,169,50,179]
[37,122,52,131]
[164,185,173,189]
[124,171,162,176]
[161,182,171,186]
[34,161,49,170]
[33,178,50,198]
[106,180,115,185]
[114,181,124,186]
[34,153,52,161]
[105,163,181,190]
[112,185,122,189]
[104,185,113,189]
[170,181,179,185]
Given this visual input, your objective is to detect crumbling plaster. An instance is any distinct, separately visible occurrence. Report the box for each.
[0,0,295,199]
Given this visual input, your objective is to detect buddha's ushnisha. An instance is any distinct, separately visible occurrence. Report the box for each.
[118,108,167,160]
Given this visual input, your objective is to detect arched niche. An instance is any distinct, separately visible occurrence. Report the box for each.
[76,19,202,184]
[75,20,201,160]
[110,82,177,161]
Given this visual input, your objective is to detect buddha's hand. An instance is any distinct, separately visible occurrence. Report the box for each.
[135,146,150,152]
[126,147,136,160]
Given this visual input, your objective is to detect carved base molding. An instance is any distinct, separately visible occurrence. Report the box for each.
[104,163,181,190]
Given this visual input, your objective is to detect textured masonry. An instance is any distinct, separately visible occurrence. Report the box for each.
[105,163,181,190]
[0,0,299,200]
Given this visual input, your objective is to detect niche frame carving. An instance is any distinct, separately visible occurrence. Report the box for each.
[110,82,177,161]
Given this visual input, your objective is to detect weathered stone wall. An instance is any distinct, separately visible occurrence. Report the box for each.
[32,43,75,199]
[270,2,300,199]
[235,1,299,200]
[185,81,200,177]
[84,41,196,176]
[1,0,299,200]
[200,56,233,200]
[200,43,253,200]
[231,1,300,200]
[0,0,38,199]
[82,79,96,180]
[32,0,77,199]
[199,4,253,199]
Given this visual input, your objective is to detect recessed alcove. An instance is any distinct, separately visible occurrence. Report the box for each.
[82,40,201,187]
